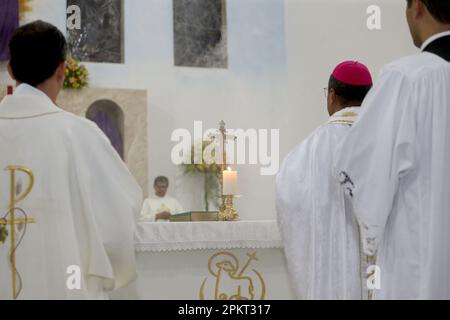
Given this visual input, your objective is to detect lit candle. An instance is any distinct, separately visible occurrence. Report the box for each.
[223,167,238,195]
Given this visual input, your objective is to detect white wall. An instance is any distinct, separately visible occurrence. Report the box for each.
[282,0,416,157]
[0,0,417,220]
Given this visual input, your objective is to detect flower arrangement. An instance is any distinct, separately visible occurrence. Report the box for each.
[64,55,89,89]
[0,222,8,244]
[19,0,33,19]
[182,140,222,212]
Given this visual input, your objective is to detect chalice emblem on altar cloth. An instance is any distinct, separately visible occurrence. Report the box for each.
[199,251,266,300]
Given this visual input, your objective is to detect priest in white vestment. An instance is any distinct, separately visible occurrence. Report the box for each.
[0,21,142,300]
[140,176,183,222]
[277,61,373,299]
[336,0,450,299]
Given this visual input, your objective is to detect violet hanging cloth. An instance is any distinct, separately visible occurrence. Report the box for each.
[92,111,124,159]
[0,0,19,61]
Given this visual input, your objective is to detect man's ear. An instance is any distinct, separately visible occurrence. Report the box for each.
[7,63,16,81]
[329,88,337,105]
[413,0,425,19]
[56,62,66,82]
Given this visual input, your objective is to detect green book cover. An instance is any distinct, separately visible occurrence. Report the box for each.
[170,211,219,222]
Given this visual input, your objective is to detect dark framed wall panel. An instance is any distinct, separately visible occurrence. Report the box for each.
[67,0,124,64]
[173,0,228,69]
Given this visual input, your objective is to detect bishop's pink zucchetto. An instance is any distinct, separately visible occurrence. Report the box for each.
[332,61,373,86]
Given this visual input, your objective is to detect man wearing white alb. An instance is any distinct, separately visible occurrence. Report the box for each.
[0,21,142,300]
[336,0,450,299]
[277,61,373,300]
[140,176,183,222]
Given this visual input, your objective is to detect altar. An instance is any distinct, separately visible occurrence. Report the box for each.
[113,220,295,300]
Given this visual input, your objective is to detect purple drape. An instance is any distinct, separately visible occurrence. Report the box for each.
[92,111,124,159]
[0,0,19,61]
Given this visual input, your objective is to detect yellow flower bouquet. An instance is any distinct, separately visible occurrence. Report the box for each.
[182,140,222,212]
[64,56,89,89]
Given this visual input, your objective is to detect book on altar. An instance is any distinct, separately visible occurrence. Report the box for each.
[170,211,219,222]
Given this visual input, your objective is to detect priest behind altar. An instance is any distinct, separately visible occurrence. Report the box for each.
[0,21,142,299]
[336,0,450,300]
[276,61,373,300]
[140,176,184,222]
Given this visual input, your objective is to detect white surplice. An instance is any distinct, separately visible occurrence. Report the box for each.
[140,196,183,222]
[336,34,450,299]
[0,84,142,300]
[276,107,362,300]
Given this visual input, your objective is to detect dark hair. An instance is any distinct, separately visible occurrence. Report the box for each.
[9,20,67,87]
[407,0,450,24]
[154,176,169,186]
[328,75,372,106]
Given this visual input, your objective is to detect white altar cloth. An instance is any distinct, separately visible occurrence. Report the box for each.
[112,220,294,300]
[135,220,283,252]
